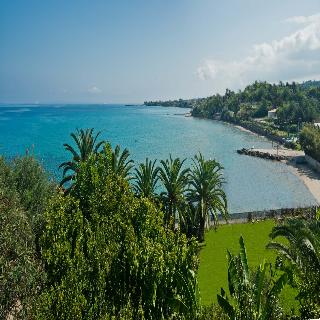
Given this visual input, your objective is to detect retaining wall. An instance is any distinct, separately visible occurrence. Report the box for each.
[305,154,320,173]
[211,206,318,226]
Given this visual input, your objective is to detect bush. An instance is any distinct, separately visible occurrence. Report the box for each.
[38,152,199,319]
[11,155,55,223]
[0,158,44,319]
[300,124,320,162]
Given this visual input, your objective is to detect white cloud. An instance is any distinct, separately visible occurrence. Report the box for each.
[197,13,320,92]
[88,86,102,94]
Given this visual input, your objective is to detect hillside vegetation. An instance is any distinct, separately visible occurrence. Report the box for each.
[145,80,320,149]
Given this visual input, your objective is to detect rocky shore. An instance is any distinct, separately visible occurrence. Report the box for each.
[237,147,304,161]
[237,148,286,161]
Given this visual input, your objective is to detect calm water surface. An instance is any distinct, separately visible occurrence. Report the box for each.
[0,104,316,213]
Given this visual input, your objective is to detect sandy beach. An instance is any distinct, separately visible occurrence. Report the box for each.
[233,122,320,204]
[285,160,320,204]
[234,125,259,136]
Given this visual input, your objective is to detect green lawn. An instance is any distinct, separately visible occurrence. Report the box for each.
[198,219,299,314]
[198,219,298,308]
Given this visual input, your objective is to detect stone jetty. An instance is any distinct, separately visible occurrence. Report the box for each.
[237,147,304,161]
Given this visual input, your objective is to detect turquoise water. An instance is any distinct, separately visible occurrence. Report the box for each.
[0,104,317,213]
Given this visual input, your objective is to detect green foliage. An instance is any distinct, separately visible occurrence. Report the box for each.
[108,144,134,180]
[190,81,320,126]
[158,156,190,228]
[11,155,54,219]
[253,101,268,118]
[200,304,229,320]
[144,98,196,108]
[39,151,200,319]
[187,153,228,242]
[61,128,228,243]
[133,158,159,198]
[132,152,228,242]
[59,128,106,190]
[180,202,201,240]
[300,124,320,162]
[217,236,286,320]
[268,218,320,318]
[4,130,320,319]
[0,157,45,319]
[277,100,316,125]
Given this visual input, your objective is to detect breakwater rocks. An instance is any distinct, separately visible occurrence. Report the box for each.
[237,148,286,161]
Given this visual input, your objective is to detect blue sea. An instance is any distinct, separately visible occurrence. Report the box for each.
[0,104,317,213]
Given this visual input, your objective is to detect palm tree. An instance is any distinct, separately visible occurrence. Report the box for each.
[267,218,320,317]
[59,128,105,191]
[217,236,287,320]
[180,202,200,239]
[158,155,190,228]
[133,158,159,198]
[109,145,134,180]
[188,153,227,242]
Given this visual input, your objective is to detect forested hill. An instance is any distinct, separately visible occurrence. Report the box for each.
[145,80,320,126]
[300,80,320,89]
[192,81,320,125]
[144,98,200,108]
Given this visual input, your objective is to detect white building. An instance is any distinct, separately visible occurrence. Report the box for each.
[268,108,277,119]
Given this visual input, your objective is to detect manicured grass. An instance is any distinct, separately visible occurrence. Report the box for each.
[198,220,277,305]
[198,219,299,314]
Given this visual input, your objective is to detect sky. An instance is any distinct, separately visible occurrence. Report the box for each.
[0,0,320,103]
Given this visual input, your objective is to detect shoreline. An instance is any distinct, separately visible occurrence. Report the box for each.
[285,160,320,204]
[189,113,320,206]
[234,124,259,136]
[218,119,320,204]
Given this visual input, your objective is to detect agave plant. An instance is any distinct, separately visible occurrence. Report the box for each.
[217,236,287,320]
[267,218,320,318]
[158,155,190,228]
[187,153,228,242]
[59,128,105,191]
[133,158,159,198]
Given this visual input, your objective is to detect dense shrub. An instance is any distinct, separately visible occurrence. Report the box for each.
[11,155,55,256]
[300,124,320,162]
[0,157,45,319]
[11,155,54,221]
[191,81,320,126]
[38,152,199,319]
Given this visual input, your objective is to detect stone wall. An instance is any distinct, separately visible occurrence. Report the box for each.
[211,206,318,226]
[305,154,320,173]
